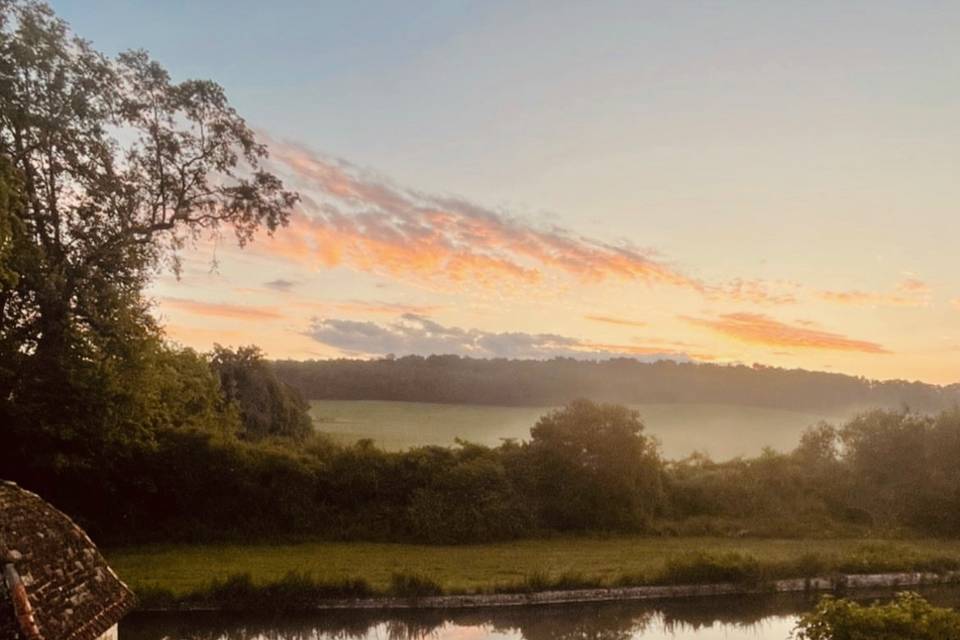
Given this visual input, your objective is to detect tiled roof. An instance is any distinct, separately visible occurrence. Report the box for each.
[0,482,135,640]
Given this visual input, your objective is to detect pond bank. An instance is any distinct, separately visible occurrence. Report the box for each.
[108,536,960,599]
[138,570,960,612]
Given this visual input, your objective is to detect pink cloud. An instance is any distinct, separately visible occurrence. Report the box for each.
[584,314,649,328]
[819,277,932,308]
[259,140,705,293]
[683,312,890,354]
[160,297,285,321]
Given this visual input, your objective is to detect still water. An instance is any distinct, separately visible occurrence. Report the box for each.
[122,586,960,640]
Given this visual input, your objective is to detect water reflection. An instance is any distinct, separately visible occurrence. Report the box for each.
[122,585,960,640]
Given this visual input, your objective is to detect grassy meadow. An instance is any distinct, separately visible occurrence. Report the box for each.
[310,400,848,460]
[107,537,960,597]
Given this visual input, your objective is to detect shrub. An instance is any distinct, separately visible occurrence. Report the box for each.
[794,592,960,640]
[658,551,764,585]
[389,572,443,598]
[147,572,374,611]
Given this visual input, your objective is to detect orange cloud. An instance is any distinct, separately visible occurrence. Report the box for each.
[819,277,932,307]
[162,323,254,345]
[269,211,542,291]
[250,140,839,310]
[292,299,444,316]
[260,140,704,293]
[683,312,890,354]
[949,298,960,311]
[710,278,799,305]
[160,297,284,321]
[584,314,649,328]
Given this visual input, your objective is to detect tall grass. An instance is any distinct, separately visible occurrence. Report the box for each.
[133,547,960,610]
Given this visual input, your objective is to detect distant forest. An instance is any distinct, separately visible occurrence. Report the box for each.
[274,356,960,413]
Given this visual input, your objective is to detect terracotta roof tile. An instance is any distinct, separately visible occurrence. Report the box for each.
[0,482,135,640]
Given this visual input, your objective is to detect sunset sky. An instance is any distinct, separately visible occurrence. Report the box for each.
[53,1,960,384]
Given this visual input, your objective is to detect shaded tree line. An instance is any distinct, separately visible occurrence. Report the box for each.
[272,356,960,414]
[9,389,960,545]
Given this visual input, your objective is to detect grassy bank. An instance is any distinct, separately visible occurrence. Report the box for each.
[106,536,960,609]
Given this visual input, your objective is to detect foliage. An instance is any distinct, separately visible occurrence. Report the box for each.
[405,444,533,543]
[388,572,443,598]
[794,592,960,640]
[0,0,295,504]
[0,155,22,289]
[210,344,312,441]
[137,571,374,611]
[527,400,664,531]
[658,551,765,585]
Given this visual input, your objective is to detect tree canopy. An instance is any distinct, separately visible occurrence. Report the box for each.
[0,0,296,438]
[210,345,313,441]
[0,0,299,515]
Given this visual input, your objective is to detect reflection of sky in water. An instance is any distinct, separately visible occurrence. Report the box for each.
[121,586,960,640]
[331,614,798,639]
[122,613,801,640]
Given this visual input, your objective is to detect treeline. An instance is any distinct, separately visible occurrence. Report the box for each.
[10,396,960,545]
[273,356,960,414]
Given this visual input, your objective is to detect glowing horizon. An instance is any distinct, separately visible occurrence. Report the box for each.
[51,0,960,385]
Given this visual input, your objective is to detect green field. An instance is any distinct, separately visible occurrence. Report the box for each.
[310,400,850,460]
[107,537,960,597]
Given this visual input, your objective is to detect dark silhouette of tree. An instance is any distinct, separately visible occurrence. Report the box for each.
[210,345,312,441]
[0,0,296,434]
[0,0,297,524]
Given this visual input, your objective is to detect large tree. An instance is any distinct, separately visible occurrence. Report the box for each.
[526,399,664,531]
[210,345,313,441]
[0,1,297,464]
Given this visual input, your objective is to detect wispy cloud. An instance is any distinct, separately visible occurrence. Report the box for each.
[819,277,932,308]
[292,299,444,316]
[683,312,890,354]
[261,140,708,294]
[952,298,960,311]
[160,297,284,321]
[305,314,694,361]
[712,278,799,305]
[584,314,649,328]
[162,323,257,345]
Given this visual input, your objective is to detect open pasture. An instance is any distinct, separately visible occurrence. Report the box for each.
[309,400,848,459]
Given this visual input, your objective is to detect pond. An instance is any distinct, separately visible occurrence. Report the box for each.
[121,585,960,640]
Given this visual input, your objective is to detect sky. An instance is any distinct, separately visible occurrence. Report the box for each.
[51,1,960,384]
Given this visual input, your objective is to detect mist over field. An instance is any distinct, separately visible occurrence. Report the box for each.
[309,399,841,460]
[277,355,959,459]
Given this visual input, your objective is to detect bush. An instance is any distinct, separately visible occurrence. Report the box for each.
[658,551,764,586]
[150,572,375,611]
[406,454,532,544]
[388,572,443,598]
[794,592,960,639]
